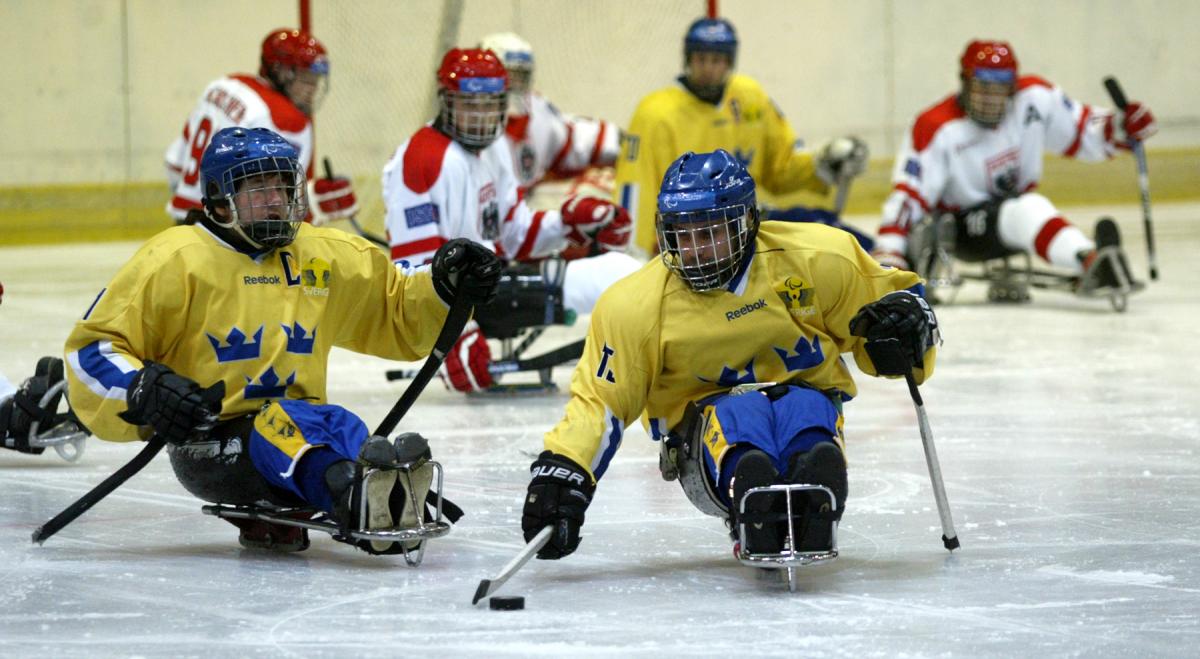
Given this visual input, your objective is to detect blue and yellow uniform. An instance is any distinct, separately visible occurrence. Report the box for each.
[543,221,933,487]
[64,222,446,501]
[614,74,828,254]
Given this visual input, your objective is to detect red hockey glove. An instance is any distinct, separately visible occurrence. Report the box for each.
[560,196,618,249]
[439,324,494,393]
[1120,101,1157,144]
[594,205,631,253]
[310,177,359,225]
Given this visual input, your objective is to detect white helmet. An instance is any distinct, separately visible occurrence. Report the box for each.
[480,32,533,114]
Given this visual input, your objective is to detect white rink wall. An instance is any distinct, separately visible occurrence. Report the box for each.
[3,0,1198,186]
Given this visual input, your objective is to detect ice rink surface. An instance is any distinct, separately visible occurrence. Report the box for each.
[1,204,1198,657]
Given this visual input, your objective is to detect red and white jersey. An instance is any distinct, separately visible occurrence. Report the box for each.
[505,93,620,194]
[382,126,568,267]
[878,75,1117,254]
[164,74,314,220]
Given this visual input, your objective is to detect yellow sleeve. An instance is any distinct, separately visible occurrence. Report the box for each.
[64,247,174,442]
[543,280,659,483]
[614,96,675,255]
[758,94,829,197]
[334,237,450,361]
[815,231,937,384]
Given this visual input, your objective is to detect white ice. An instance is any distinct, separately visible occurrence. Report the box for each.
[1,204,1198,657]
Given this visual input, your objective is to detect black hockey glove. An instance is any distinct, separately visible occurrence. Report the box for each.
[849,290,939,376]
[431,238,502,307]
[522,451,596,560]
[118,361,224,445]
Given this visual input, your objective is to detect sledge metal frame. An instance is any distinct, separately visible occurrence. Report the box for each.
[911,214,1140,312]
[202,460,451,567]
[23,380,88,462]
[734,483,839,593]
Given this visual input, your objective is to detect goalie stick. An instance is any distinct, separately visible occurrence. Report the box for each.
[1103,76,1158,281]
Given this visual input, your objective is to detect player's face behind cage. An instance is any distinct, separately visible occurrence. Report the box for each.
[282,67,329,115]
[442,90,507,149]
[963,76,1013,128]
[218,161,307,249]
[685,51,732,96]
[657,204,753,292]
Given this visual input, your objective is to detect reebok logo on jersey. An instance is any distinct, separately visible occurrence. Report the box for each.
[726,298,768,321]
[243,275,281,285]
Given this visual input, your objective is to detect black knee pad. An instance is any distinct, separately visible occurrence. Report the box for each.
[474,263,569,339]
[167,415,296,506]
[951,200,1021,262]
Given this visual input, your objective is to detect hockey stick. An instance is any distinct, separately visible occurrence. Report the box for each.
[833,176,853,217]
[373,292,473,437]
[1103,77,1158,281]
[472,525,552,605]
[322,158,390,249]
[32,436,165,544]
[33,294,469,545]
[384,338,586,381]
[902,370,959,551]
[864,338,958,551]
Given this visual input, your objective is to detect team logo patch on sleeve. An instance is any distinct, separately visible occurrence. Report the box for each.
[301,258,331,297]
[404,202,439,229]
[904,158,922,180]
[775,276,815,316]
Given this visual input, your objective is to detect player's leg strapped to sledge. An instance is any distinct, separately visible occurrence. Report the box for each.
[660,384,848,564]
[913,192,1142,306]
[171,399,455,556]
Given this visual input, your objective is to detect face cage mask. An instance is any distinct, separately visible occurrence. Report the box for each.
[271,66,329,116]
[505,66,533,114]
[213,159,308,250]
[442,90,507,150]
[656,204,754,292]
[963,76,1014,128]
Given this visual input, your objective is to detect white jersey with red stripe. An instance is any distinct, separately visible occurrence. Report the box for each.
[877,75,1117,258]
[381,125,568,267]
[505,93,620,194]
[164,74,314,220]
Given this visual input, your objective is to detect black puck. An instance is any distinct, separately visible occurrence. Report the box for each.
[489,595,525,610]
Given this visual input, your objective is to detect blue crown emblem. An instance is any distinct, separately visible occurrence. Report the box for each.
[774,336,824,372]
[207,326,264,363]
[244,366,296,400]
[282,322,316,355]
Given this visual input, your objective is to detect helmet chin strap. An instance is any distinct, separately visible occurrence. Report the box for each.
[207,201,268,252]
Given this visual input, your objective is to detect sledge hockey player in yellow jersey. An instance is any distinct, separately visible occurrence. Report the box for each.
[65,127,500,554]
[614,17,869,254]
[522,149,939,564]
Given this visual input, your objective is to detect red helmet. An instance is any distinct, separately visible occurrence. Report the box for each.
[960,40,1018,83]
[437,48,508,92]
[436,48,508,150]
[260,29,329,77]
[259,29,329,115]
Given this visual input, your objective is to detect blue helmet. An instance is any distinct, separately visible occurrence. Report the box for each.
[200,127,307,250]
[684,17,738,62]
[656,149,758,292]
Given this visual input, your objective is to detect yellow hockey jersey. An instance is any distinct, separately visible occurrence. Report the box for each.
[614,74,829,254]
[65,223,448,442]
[544,221,935,482]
